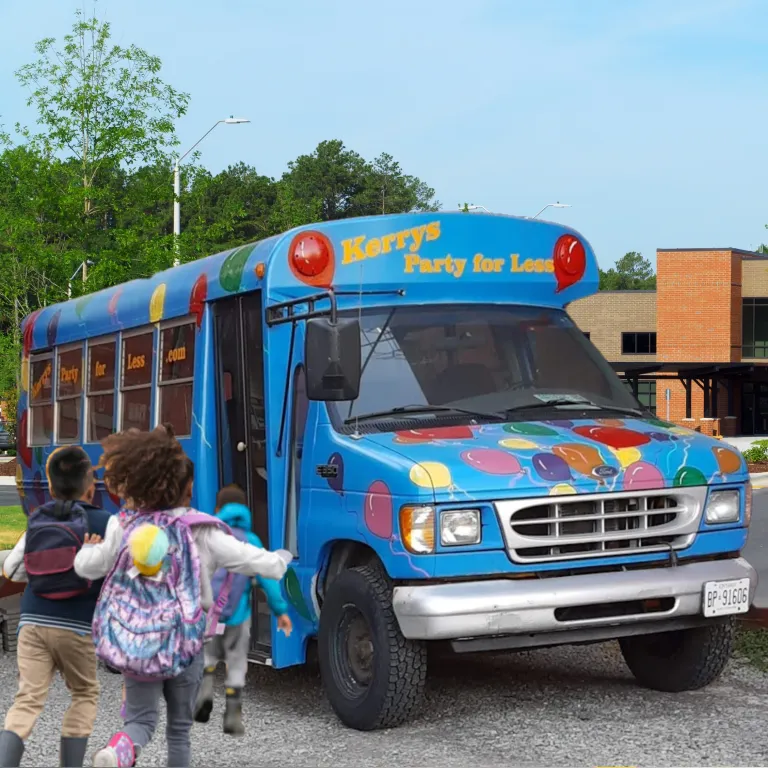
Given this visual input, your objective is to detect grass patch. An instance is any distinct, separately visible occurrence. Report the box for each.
[0,506,25,550]
[735,627,768,672]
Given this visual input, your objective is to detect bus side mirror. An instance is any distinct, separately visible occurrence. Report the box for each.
[304,317,361,401]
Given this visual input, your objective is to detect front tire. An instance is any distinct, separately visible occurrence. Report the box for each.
[619,619,734,692]
[318,564,427,730]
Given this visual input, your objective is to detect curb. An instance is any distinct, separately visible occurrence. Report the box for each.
[0,478,16,487]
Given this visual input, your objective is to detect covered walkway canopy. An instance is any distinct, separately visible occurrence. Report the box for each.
[611,362,758,420]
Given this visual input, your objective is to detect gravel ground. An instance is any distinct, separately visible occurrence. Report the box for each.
[2,642,768,767]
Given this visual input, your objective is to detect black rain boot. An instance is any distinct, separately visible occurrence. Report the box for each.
[60,736,88,767]
[222,688,244,736]
[194,667,216,723]
[0,731,24,768]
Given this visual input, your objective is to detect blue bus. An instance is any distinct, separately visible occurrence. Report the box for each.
[17,212,756,730]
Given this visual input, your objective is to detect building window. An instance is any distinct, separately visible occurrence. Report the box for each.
[157,322,195,437]
[87,339,116,442]
[622,332,656,355]
[120,331,154,432]
[742,298,768,358]
[623,379,657,414]
[56,346,83,443]
[29,354,53,445]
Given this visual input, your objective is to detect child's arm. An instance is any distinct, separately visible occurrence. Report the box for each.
[199,527,288,581]
[2,533,27,582]
[248,532,290,617]
[74,515,122,580]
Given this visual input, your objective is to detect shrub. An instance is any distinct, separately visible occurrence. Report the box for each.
[743,445,768,464]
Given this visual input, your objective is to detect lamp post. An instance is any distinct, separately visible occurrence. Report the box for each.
[465,204,491,212]
[531,202,571,219]
[173,116,250,265]
[68,260,94,300]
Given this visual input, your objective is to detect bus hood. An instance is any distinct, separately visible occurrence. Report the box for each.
[358,416,748,500]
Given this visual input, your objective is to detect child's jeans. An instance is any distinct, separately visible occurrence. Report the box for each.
[203,617,250,688]
[5,625,99,739]
[123,654,203,768]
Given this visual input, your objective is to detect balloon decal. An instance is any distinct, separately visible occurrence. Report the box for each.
[613,446,642,469]
[712,446,743,475]
[219,243,257,293]
[46,310,61,348]
[460,449,522,476]
[75,294,95,320]
[572,425,650,450]
[503,423,557,437]
[553,234,586,293]
[543,420,574,428]
[33,446,43,467]
[410,462,452,489]
[15,464,24,498]
[325,452,344,495]
[498,437,538,450]
[553,443,603,476]
[649,432,677,442]
[149,283,166,323]
[623,461,664,491]
[394,426,474,443]
[189,273,208,329]
[107,287,123,319]
[674,466,707,487]
[364,480,393,539]
[22,310,41,356]
[17,411,31,468]
[532,452,571,482]
[283,568,314,622]
[550,483,576,496]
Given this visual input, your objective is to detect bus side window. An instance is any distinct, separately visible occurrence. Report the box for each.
[56,344,84,443]
[29,353,54,446]
[286,364,309,556]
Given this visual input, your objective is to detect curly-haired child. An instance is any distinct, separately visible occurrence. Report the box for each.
[74,426,290,768]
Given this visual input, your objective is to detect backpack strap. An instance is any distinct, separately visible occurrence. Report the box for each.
[176,511,236,638]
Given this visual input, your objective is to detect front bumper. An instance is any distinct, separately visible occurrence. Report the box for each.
[392,557,757,641]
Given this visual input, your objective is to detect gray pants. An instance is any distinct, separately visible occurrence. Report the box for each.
[123,653,203,768]
[203,617,251,689]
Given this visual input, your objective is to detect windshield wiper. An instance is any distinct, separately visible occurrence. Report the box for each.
[345,404,504,425]
[503,399,645,417]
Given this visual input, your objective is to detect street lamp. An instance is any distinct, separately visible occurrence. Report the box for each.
[465,204,491,213]
[531,202,571,219]
[68,260,94,299]
[173,116,250,265]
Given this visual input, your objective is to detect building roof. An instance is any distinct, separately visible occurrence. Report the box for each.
[656,247,766,257]
[612,362,760,377]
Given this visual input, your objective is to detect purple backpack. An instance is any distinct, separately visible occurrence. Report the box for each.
[210,528,250,624]
[92,509,233,680]
[24,501,92,600]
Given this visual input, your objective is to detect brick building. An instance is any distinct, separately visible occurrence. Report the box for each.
[568,247,768,438]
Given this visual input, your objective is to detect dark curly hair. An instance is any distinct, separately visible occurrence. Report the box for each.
[100,425,189,510]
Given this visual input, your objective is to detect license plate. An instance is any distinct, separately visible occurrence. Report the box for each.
[703,578,751,617]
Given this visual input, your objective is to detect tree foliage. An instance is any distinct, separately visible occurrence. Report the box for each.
[599,251,656,290]
[0,7,440,433]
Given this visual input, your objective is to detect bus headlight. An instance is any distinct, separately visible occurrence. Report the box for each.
[400,505,435,554]
[705,490,740,524]
[440,509,481,546]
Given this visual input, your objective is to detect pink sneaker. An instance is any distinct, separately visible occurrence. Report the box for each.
[93,732,135,767]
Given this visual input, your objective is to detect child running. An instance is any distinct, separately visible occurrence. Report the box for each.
[74,426,290,768]
[0,446,111,768]
[194,484,293,735]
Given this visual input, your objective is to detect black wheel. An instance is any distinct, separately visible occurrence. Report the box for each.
[619,619,734,692]
[318,563,427,730]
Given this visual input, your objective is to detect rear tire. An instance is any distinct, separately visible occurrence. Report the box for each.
[619,619,734,692]
[318,564,427,730]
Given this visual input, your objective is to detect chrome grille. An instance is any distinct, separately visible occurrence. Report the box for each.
[494,487,706,564]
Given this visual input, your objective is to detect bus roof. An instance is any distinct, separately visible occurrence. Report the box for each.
[21,212,598,352]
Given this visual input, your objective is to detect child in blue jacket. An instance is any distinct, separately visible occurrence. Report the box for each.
[194,485,292,735]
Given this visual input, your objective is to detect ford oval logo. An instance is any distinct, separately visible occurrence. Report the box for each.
[593,464,619,478]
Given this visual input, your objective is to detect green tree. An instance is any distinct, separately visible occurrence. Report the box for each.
[599,251,656,290]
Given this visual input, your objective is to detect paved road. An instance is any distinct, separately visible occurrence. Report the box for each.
[0,487,19,507]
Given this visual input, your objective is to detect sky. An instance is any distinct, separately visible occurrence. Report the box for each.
[1,0,766,268]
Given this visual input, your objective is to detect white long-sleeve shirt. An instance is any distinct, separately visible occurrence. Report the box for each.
[74,509,288,610]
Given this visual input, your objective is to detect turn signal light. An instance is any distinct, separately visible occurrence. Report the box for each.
[399,505,435,554]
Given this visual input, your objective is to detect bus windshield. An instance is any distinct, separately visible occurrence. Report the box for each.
[329,304,643,427]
